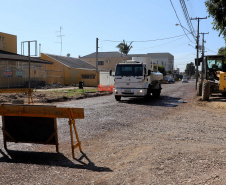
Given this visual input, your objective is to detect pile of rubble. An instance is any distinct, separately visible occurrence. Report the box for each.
[36,83,76,89]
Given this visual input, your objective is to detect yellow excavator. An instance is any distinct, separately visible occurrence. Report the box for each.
[197,55,226,100]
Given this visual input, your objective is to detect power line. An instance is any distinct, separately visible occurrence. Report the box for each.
[170,0,195,44]
[179,0,196,40]
[206,47,218,54]
[101,33,188,43]
[132,35,186,51]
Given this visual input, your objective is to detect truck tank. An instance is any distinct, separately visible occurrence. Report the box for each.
[150,72,163,81]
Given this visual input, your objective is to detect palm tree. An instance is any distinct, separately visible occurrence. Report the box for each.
[116,40,133,56]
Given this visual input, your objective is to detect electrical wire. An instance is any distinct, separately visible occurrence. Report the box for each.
[206,47,218,54]
[179,0,196,40]
[169,0,195,44]
[132,35,187,51]
[100,33,188,43]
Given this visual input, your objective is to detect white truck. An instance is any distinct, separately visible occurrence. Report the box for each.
[112,60,163,101]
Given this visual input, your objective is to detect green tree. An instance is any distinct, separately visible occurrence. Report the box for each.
[218,47,226,55]
[153,65,166,75]
[185,62,195,76]
[167,70,172,75]
[205,0,226,41]
[116,40,133,56]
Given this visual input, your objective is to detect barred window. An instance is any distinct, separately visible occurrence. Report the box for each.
[82,75,95,79]
[98,61,104,65]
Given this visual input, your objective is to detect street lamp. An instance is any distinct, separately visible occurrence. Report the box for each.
[175,24,195,37]
[188,44,195,49]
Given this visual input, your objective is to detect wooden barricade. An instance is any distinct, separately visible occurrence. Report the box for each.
[0,104,84,158]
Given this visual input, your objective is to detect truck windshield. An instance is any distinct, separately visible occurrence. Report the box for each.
[115,64,143,76]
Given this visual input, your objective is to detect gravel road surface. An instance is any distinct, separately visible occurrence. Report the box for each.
[1,80,226,184]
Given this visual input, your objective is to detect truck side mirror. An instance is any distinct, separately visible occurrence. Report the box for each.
[109,70,112,76]
[148,70,151,76]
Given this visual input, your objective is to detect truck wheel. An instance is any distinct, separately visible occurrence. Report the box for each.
[152,90,161,98]
[145,88,151,99]
[197,81,202,96]
[202,81,210,101]
[115,96,121,101]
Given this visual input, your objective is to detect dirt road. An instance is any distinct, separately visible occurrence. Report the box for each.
[1,80,226,184]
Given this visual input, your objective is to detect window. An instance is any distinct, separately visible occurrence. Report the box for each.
[207,57,223,70]
[82,75,95,79]
[98,61,104,65]
[115,64,143,76]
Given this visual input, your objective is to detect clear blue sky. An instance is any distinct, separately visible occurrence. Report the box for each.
[1,0,225,72]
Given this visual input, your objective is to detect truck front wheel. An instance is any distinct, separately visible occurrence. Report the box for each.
[115,96,121,101]
[152,89,161,98]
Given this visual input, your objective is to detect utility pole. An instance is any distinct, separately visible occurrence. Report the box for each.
[200,32,209,82]
[96,38,99,85]
[191,17,207,89]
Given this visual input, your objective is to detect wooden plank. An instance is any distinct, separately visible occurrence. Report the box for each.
[0,88,33,93]
[0,104,84,119]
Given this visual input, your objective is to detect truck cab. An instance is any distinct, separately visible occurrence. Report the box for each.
[113,60,162,101]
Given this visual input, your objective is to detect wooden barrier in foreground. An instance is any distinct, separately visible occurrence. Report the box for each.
[0,104,84,158]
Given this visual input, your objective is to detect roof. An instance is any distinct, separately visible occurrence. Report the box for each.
[127,54,148,57]
[0,50,53,64]
[147,53,174,58]
[81,52,127,58]
[45,54,97,70]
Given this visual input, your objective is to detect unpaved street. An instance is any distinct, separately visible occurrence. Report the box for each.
[1,80,226,184]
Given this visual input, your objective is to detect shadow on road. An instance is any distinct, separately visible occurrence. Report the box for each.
[0,149,112,172]
[209,94,226,103]
[119,96,186,107]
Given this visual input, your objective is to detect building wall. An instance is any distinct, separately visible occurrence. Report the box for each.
[0,60,47,88]
[41,54,98,86]
[99,72,114,85]
[0,32,17,54]
[81,56,130,72]
[82,53,174,72]
[147,53,174,72]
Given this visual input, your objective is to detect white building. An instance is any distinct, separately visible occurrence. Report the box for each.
[129,53,174,72]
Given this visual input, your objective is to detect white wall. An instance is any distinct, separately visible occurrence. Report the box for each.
[99,71,114,85]
[132,57,152,69]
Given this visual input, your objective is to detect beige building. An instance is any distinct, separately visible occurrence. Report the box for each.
[82,52,174,73]
[41,53,99,87]
[81,52,130,72]
[0,50,53,88]
[0,32,53,88]
[0,32,17,54]
[0,31,99,88]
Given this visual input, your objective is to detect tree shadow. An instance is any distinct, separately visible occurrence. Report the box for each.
[0,149,112,172]
[118,95,187,107]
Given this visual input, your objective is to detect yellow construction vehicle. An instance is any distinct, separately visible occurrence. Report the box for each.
[197,55,226,100]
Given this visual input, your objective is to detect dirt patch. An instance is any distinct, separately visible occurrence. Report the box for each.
[195,93,226,109]
[0,88,112,104]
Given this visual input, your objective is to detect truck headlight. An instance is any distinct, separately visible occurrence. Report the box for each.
[139,90,143,93]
